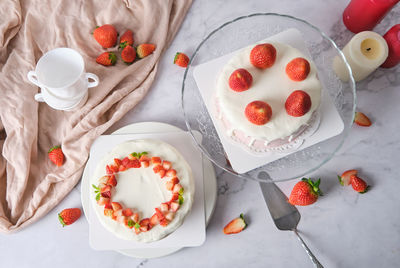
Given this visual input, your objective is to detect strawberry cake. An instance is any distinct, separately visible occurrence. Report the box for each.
[215,41,322,152]
[90,139,194,243]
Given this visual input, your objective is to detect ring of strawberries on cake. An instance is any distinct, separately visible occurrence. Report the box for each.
[215,41,322,153]
[91,139,194,243]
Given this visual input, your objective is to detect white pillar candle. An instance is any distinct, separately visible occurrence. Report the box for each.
[333,31,388,82]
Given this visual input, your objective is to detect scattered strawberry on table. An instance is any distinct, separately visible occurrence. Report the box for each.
[48,145,64,166]
[121,45,136,64]
[223,213,247,234]
[58,208,81,227]
[96,52,117,66]
[174,52,189,68]
[136,44,156,59]
[288,178,322,206]
[119,29,134,48]
[354,111,372,127]
[93,24,118,48]
[338,169,370,193]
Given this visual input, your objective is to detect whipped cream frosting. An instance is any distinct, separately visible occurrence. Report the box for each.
[90,139,194,243]
[215,41,321,144]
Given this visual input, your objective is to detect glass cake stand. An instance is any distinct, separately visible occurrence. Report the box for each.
[181,13,356,182]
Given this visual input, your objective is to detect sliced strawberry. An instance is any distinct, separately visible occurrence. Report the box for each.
[139,155,150,162]
[131,213,139,223]
[166,169,177,177]
[159,169,166,178]
[122,208,133,217]
[173,183,183,194]
[101,191,111,198]
[114,158,122,167]
[107,175,117,187]
[100,185,111,193]
[134,227,141,234]
[338,169,358,186]
[97,197,110,206]
[223,214,247,235]
[98,176,109,184]
[171,177,180,185]
[165,212,174,221]
[126,159,141,168]
[170,193,179,202]
[119,165,127,172]
[117,215,126,224]
[155,208,165,220]
[113,209,123,218]
[151,157,162,165]
[111,202,123,211]
[163,161,172,170]
[128,154,136,160]
[141,161,150,168]
[104,202,113,209]
[140,218,150,227]
[166,181,174,191]
[150,213,159,226]
[354,112,372,127]
[160,203,169,213]
[153,165,164,173]
[110,164,119,173]
[106,165,113,175]
[140,225,149,232]
[104,207,113,217]
[122,157,130,166]
[170,202,180,212]
[160,218,169,227]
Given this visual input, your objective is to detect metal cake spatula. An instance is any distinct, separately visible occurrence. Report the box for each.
[258,172,323,268]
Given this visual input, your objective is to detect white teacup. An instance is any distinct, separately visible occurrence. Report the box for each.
[27,48,99,110]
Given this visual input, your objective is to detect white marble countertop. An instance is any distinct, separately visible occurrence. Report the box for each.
[1,1,400,267]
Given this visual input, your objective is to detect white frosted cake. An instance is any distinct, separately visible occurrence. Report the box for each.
[215,41,321,152]
[90,139,194,243]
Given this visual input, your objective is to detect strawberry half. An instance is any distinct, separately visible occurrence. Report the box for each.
[136,44,156,58]
[338,169,358,186]
[58,208,81,227]
[288,178,322,206]
[48,145,64,166]
[223,213,247,235]
[354,112,372,127]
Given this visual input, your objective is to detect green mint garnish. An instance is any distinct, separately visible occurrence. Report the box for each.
[130,152,148,158]
[128,220,134,227]
[134,223,140,229]
[178,195,184,205]
[95,193,100,201]
[92,184,99,190]
[178,188,184,195]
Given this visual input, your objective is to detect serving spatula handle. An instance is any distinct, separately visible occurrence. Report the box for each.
[293,229,324,268]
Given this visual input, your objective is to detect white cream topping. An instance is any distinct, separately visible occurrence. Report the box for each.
[215,41,321,142]
[90,139,194,243]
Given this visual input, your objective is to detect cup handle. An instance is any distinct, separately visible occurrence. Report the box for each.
[27,71,41,87]
[86,73,99,88]
[34,93,44,102]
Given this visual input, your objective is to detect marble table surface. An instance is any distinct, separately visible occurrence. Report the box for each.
[1,1,400,267]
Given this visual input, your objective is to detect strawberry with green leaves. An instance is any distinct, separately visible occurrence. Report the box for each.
[119,30,134,48]
[288,178,322,206]
[96,52,117,66]
[58,208,81,227]
[338,169,358,186]
[48,145,64,166]
[174,52,189,68]
[350,175,369,193]
[223,214,247,234]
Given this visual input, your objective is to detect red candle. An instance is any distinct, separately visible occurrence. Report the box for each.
[381,24,400,68]
[343,0,399,33]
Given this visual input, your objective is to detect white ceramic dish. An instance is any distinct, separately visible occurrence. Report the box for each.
[81,122,217,258]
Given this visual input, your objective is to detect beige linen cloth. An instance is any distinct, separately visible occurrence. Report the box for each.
[0,0,192,233]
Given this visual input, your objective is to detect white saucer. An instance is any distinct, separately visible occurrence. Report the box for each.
[81,122,217,258]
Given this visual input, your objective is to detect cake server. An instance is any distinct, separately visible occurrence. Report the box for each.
[258,172,323,268]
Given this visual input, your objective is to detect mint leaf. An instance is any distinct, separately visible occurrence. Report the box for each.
[178,188,184,195]
[95,193,100,201]
[134,223,140,229]
[178,195,184,205]
[128,220,134,227]
[92,184,99,190]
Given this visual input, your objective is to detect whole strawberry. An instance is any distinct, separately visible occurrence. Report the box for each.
[136,44,156,58]
[285,90,312,117]
[58,208,81,227]
[96,52,117,66]
[228,68,253,92]
[286,57,310,81]
[48,145,64,166]
[250,43,276,69]
[350,175,369,193]
[174,52,189,68]
[119,30,134,48]
[121,45,136,64]
[93,24,118,48]
[289,178,322,206]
